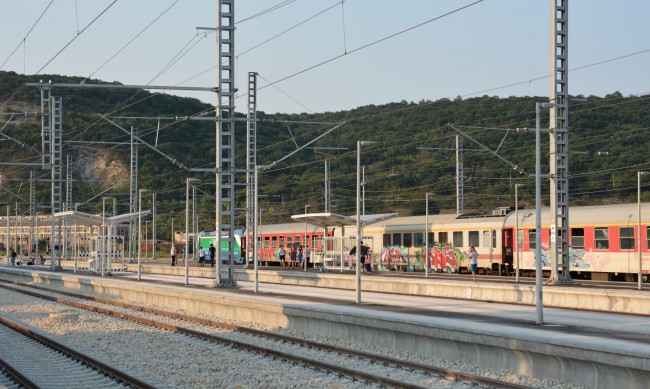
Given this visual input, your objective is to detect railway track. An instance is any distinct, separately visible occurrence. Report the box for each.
[0,313,155,389]
[0,280,531,389]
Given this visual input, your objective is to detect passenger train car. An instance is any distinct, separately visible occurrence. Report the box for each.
[242,203,650,282]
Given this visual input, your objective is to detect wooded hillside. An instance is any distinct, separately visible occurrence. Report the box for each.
[1,71,649,237]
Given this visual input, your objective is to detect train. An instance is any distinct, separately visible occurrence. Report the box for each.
[239,202,650,282]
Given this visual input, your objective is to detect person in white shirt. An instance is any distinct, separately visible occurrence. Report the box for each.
[468,246,479,283]
[171,245,178,266]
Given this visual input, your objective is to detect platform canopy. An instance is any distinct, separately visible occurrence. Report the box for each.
[54,210,151,227]
[291,212,397,228]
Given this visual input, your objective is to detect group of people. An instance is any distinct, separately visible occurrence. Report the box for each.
[278,244,310,269]
[7,248,45,266]
[349,241,372,273]
[171,244,216,267]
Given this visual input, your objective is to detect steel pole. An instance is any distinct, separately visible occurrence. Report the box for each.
[185,178,190,286]
[639,171,643,290]
[515,184,520,283]
[535,103,544,324]
[356,141,362,304]
[425,193,429,278]
[254,166,260,293]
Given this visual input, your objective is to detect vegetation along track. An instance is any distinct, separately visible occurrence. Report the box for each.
[0,313,155,389]
[0,280,530,389]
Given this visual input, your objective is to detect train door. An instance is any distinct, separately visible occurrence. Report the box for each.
[502,228,514,265]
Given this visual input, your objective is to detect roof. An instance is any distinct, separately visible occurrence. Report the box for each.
[54,210,151,226]
[291,212,398,228]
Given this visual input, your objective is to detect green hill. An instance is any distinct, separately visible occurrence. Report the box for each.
[1,71,649,238]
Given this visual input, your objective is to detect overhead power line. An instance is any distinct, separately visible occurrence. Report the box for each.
[0,0,54,71]
[259,0,485,91]
[35,0,118,75]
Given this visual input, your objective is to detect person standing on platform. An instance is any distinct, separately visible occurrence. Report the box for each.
[304,245,311,270]
[290,246,297,269]
[468,246,479,283]
[279,245,286,269]
[297,246,304,269]
[209,243,216,267]
[171,245,178,266]
[198,246,205,267]
[10,248,17,266]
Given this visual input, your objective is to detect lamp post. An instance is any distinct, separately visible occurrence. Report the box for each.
[185,178,200,286]
[145,221,149,262]
[137,188,149,281]
[253,165,268,293]
[515,183,526,283]
[425,192,433,278]
[638,171,649,290]
[101,197,112,277]
[356,141,377,304]
[534,102,556,324]
[304,204,311,271]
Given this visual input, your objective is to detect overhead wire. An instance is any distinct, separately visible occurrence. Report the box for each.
[86,0,181,80]
[35,0,119,75]
[0,0,54,71]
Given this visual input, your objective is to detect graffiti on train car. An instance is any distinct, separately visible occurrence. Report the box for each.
[430,243,465,272]
[375,243,469,272]
[377,246,409,271]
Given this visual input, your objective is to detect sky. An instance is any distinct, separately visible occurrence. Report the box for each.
[1,0,649,115]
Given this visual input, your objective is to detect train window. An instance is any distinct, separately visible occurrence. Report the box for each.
[492,230,497,248]
[263,236,270,248]
[482,231,490,248]
[287,236,293,248]
[453,231,463,247]
[413,232,424,247]
[279,236,285,247]
[383,233,391,247]
[619,227,635,250]
[570,228,585,249]
[271,236,277,248]
[528,229,536,249]
[295,236,301,245]
[404,233,413,247]
[517,229,523,250]
[647,227,650,250]
[594,227,609,250]
[468,231,479,247]
[439,232,448,244]
[392,233,402,246]
[428,232,435,245]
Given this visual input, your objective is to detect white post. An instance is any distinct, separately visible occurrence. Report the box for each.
[101,198,106,277]
[356,141,376,304]
[137,189,148,281]
[304,204,310,271]
[638,171,647,290]
[356,141,362,303]
[254,165,262,293]
[535,103,544,324]
[185,178,190,285]
[425,193,430,278]
[515,184,526,283]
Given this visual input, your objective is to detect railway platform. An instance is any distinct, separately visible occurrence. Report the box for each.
[129,261,650,315]
[1,264,650,388]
